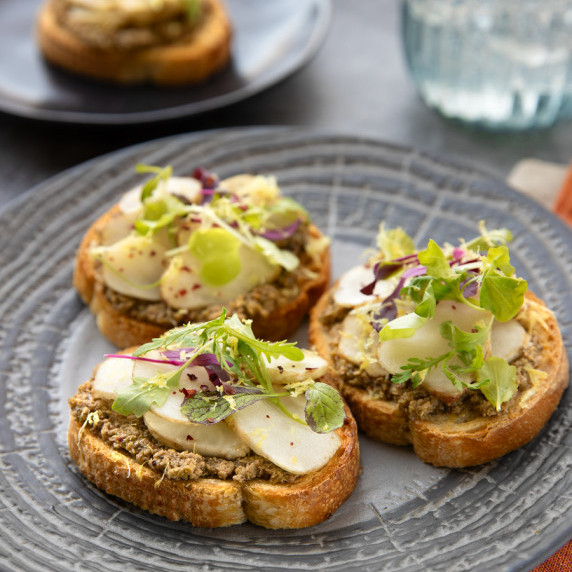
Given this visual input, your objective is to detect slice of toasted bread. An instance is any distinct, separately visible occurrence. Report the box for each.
[310,289,569,468]
[74,204,330,348]
[36,0,231,85]
[68,378,360,529]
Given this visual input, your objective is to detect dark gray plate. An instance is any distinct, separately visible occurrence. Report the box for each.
[0,0,330,125]
[0,128,570,572]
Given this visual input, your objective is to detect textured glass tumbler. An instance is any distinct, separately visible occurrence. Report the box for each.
[401,0,572,131]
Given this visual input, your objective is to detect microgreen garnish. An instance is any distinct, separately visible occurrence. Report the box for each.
[94,164,312,295]
[113,311,345,433]
[134,194,189,236]
[188,228,242,286]
[368,222,527,410]
[134,165,305,280]
[391,353,454,387]
[373,225,526,339]
[135,164,173,202]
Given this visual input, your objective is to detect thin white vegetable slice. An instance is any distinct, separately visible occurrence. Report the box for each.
[333,265,395,307]
[160,246,279,310]
[92,356,134,400]
[144,411,250,459]
[265,350,328,385]
[491,319,528,362]
[97,234,167,301]
[226,396,340,474]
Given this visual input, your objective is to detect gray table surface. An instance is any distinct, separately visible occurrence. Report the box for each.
[1,0,571,208]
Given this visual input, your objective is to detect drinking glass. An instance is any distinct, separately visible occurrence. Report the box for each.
[401,0,572,130]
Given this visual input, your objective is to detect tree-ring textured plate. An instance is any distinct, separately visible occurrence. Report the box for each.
[0,0,330,125]
[0,127,570,572]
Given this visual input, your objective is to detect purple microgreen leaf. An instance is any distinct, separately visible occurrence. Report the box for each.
[259,219,301,241]
[452,247,466,261]
[402,265,427,279]
[104,353,184,367]
[392,253,419,263]
[360,262,402,295]
[460,276,479,298]
[192,167,219,189]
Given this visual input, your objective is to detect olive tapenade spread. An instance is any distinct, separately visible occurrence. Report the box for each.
[70,382,298,485]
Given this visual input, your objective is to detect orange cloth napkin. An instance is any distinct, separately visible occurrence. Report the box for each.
[554,162,572,226]
[531,166,572,569]
[533,539,571,572]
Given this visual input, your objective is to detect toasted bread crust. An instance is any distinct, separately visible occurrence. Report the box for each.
[74,205,330,347]
[310,289,569,468]
[68,379,360,529]
[36,0,231,85]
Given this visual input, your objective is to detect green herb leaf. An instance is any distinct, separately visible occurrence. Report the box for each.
[439,319,491,354]
[182,0,201,20]
[304,383,345,433]
[477,356,518,411]
[485,245,515,276]
[405,277,437,319]
[237,339,270,390]
[479,275,527,322]
[135,164,173,202]
[379,311,428,341]
[417,240,453,279]
[253,236,299,271]
[391,352,454,385]
[112,377,171,418]
[134,194,189,236]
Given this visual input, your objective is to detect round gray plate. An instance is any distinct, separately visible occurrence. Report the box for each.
[0,0,330,124]
[0,128,570,572]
